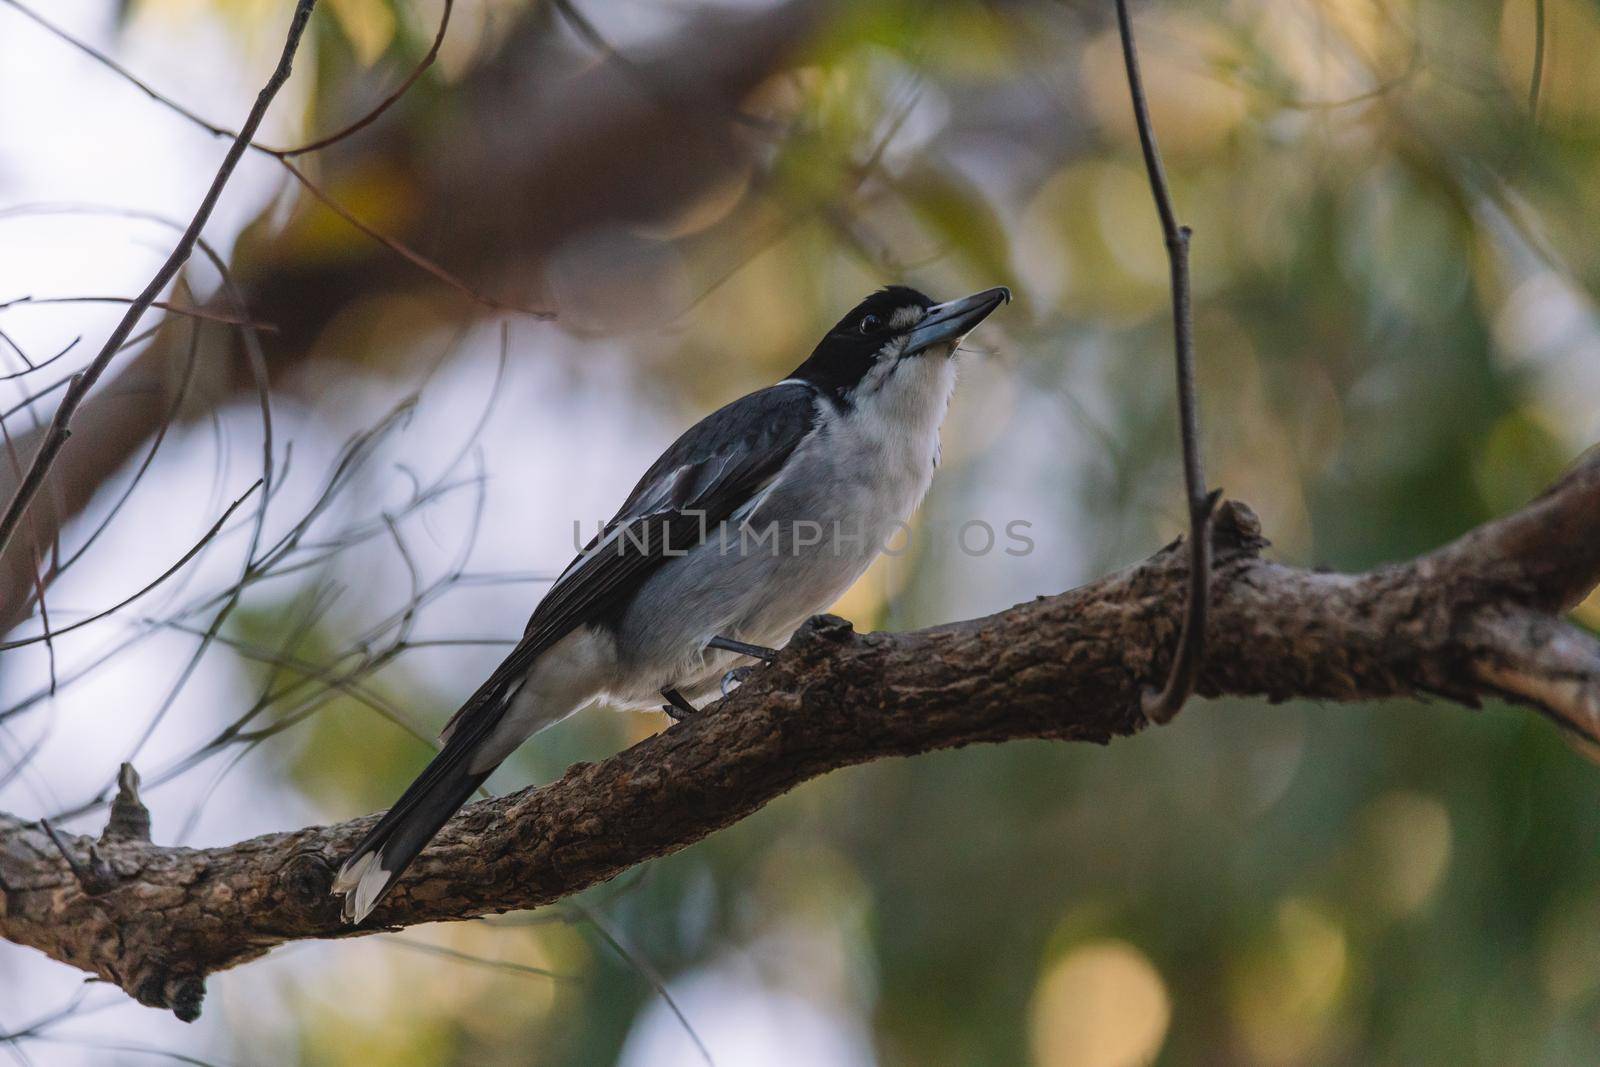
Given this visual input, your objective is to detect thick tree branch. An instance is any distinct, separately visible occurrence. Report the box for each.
[2,447,1598,1020]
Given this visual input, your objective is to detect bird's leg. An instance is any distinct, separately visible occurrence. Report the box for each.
[665,638,776,719]
[660,687,700,722]
[707,635,775,700]
[707,635,778,662]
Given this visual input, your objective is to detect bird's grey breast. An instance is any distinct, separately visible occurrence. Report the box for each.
[749,352,957,576]
[606,356,957,704]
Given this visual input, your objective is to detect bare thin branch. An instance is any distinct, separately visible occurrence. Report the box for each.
[1530,0,1547,117]
[0,0,528,318]
[0,295,273,331]
[0,0,318,564]
[0,481,261,652]
[279,0,453,155]
[278,161,551,316]
[1111,0,1215,724]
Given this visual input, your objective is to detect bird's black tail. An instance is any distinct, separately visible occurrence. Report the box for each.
[332,740,492,924]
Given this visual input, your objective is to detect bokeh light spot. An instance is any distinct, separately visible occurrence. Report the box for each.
[1352,791,1453,918]
[1229,898,1348,1065]
[1029,939,1171,1067]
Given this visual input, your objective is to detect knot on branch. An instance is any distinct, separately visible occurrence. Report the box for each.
[1212,500,1267,557]
[1149,499,1265,571]
[791,614,856,652]
[278,850,337,915]
[133,966,205,1023]
[40,819,118,896]
[101,762,152,844]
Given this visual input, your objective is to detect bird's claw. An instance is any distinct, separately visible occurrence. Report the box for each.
[660,687,699,722]
[720,665,755,698]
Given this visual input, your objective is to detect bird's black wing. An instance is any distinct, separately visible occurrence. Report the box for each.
[439,380,821,743]
[336,382,820,916]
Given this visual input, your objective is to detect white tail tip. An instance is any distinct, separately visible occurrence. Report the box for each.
[333,851,391,924]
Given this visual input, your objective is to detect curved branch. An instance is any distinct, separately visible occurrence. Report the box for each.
[1111,0,1215,724]
[3,447,1598,1020]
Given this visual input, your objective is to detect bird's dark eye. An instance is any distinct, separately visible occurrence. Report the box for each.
[859,313,882,334]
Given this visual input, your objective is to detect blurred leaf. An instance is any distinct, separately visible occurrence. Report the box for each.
[328,0,398,67]
[897,163,1013,285]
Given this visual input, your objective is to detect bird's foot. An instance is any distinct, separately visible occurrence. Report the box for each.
[660,687,699,723]
[720,665,756,698]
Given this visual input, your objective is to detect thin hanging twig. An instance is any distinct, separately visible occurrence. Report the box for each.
[1110,0,1220,724]
[278,161,551,316]
[0,0,531,316]
[277,0,453,157]
[1529,0,1546,118]
[0,0,449,160]
[0,0,318,566]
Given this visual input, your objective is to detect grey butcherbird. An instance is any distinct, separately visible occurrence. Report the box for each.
[334,285,1010,922]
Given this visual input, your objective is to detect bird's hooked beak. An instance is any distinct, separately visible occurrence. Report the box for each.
[903,286,1011,357]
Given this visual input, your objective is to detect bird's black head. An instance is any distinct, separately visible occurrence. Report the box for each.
[789,285,1009,404]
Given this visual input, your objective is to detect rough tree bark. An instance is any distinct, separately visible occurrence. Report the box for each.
[3,446,1597,1021]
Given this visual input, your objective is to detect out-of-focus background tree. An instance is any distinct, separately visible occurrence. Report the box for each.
[2,0,1598,1063]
